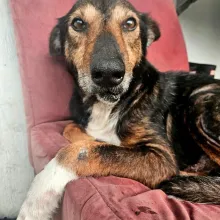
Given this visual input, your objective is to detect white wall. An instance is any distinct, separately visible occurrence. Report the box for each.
[179,0,220,79]
[0,0,34,218]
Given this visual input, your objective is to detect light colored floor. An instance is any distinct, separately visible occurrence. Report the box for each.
[0,0,34,218]
[179,0,220,79]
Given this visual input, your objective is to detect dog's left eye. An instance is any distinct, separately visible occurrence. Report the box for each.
[122,17,137,31]
[71,18,87,32]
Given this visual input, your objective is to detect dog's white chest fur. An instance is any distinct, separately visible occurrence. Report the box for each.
[86,102,121,146]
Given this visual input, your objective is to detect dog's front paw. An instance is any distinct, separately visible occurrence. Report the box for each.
[17,190,60,220]
[63,123,93,143]
[17,158,77,220]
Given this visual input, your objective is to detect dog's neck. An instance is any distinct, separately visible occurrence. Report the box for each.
[85,101,121,145]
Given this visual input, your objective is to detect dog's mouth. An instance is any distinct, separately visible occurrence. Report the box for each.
[77,73,132,103]
[97,91,120,103]
[95,87,124,103]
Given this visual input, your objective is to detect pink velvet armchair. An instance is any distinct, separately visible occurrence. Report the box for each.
[11,0,220,219]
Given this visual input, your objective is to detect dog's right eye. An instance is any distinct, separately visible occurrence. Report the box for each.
[71,18,87,32]
[122,17,137,32]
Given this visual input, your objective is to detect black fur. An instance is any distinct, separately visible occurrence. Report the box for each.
[158,176,220,204]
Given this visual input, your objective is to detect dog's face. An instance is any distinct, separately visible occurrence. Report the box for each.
[50,0,160,103]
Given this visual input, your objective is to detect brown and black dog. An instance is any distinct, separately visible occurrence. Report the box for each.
[18,0,220,219]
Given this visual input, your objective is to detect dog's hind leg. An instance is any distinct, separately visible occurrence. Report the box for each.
[158,83,220,204]
[187,83,220,165]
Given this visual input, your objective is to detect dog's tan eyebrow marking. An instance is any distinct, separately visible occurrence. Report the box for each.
[65,4,103,72]
[68,4,103,25]
[106,5,141,74]
[110,5,138,22]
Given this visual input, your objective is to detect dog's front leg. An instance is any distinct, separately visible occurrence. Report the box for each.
[17,123,94,220]
[17,141,177,220]
[17,140,107,220]
[17,156,77,220]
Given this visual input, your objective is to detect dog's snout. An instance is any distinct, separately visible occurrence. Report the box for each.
[92,60,125,87]
[91,32,125,87]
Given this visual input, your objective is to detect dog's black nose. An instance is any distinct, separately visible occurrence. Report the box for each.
[91,59,125,87]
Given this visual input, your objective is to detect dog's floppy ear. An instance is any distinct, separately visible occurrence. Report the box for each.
[146,17,161,47]
[140,14,161,47]
[49,17,67,56]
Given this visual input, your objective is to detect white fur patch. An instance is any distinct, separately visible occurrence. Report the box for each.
[86,102,121,146]
[17,158,77,220]
[54,37,61,50]
[147,29,155,47]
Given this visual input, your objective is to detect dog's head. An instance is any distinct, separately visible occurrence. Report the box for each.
[49,0,160,103]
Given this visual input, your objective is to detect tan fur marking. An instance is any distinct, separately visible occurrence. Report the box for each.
[166,114,173,142]
[190,84,220,97]
[56,140,106,173]
[56,140,177,188]
[65,5,103,72]
[121,123,176,169]
[180,171,202,176]
[63,123,94,143]
[107,5,142,74]
[121,123,155,146]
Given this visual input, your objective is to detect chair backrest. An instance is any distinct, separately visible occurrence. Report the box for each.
[11,0,188,129]
[131,0,189,71]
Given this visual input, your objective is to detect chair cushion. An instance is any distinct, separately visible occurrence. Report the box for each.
[62,177,220,220]
[31,121,70,173]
